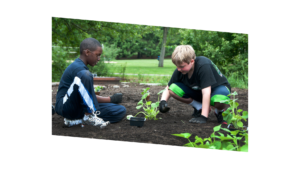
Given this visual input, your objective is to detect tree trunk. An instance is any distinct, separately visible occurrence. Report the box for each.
[158,27,169,67]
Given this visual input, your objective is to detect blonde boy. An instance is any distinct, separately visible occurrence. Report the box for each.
[159,45,231,124]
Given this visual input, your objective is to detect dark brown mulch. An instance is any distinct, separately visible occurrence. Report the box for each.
[52,83,248,147]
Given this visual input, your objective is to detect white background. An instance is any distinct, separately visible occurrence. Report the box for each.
[0,0,299,168]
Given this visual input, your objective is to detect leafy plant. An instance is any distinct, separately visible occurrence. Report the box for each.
[134,88,166,120]
[94,86,103,92]
[102,43,121,61]
[172,124,248,152]
[220,91,248,130]
[52,42,73,82]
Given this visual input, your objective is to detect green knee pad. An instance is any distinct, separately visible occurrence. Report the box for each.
[210,95,230,106]
[169,84,185,97]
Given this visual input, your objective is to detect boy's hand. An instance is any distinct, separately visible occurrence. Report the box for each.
[159,100,170,113]
[110,93,122,103]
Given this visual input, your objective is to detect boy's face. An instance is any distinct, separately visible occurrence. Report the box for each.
[86,46,102,66]
[176,59,194,74]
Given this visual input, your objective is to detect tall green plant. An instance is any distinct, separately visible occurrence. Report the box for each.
[220,91,248,130]
[134,88,165,120]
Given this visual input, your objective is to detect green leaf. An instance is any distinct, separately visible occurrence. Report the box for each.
[230,130,240,136]
[223,113,233,124]
[151,102,159,108]
[136,105,142,109]
[242,111,248,119]
[233,138,237,145]
[212,141,222,149]
[137,100,143,105]
[220,128,231,133]
[239,145,248,152]
[233,102,239,109]
[142,93,148,100]
[195,136,203,144]
[146,101,152,105]
[204,138,212,143]
[237,121,243,127]
[213,124,221,132]
[217,132,224,137]
[172,133,192,139]
[237,109,243,113]
[226,144,235,151]
[183,142,195,147]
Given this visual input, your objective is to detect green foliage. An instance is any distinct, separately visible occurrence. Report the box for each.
[220,91,248,130]
[87,59,112,77]
[227,72,248,89]
[94,86,103,92]
[179,29,248,83]
[134,88,166,120]
[172,124,248,152]
[102,43,121,61]
[52,42,73,82]
[52,17,248,86]
[52,17,157,48]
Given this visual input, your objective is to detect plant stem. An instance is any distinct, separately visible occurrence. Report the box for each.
[187,139,195,147]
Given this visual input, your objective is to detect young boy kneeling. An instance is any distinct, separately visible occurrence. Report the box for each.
[55,38,126,128]
[159,45,231,124]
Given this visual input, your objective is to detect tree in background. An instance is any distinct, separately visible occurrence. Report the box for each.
[179,29,248,80]
[158,27,169,67]
[52,17,156,80]
[52,17,248,82]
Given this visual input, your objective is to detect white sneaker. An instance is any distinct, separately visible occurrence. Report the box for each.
[82,111,109,129]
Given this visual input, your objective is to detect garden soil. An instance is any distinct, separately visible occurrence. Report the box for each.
[52,83,248,147]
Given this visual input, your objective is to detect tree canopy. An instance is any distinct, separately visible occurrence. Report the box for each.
[52,17,248,82]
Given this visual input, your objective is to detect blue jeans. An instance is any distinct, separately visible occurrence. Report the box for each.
[56,70,126,123]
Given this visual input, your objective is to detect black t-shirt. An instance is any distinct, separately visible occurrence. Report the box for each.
[55,58,89,114]
[168,56,231,91]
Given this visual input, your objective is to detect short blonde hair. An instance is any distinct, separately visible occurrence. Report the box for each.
[171,45,196,65]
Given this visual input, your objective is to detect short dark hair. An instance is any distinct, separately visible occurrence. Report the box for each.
[80,38,102,54]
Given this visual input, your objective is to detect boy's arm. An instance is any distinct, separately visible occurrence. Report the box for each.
[96,95,111,103]
[201,86,211,118]
[160,86,170,101]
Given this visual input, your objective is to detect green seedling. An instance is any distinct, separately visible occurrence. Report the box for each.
[220,91,248,130]
[94,86,103,92]
[134,87,166,120]
[172,124,248,152]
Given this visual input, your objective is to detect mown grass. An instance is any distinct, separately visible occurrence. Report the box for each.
[105,59,176,75]
[107,59,248,89]
[119,74,248,89]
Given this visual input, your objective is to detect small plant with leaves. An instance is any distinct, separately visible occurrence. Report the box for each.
[134,87,166,120]
[172,124,248,152]
[94,86,103,92]
[220,91,248,130]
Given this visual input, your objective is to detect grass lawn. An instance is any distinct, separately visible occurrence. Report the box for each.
[106,59,177,75]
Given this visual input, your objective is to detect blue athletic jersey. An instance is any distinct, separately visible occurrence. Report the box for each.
[55,58,89,114]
